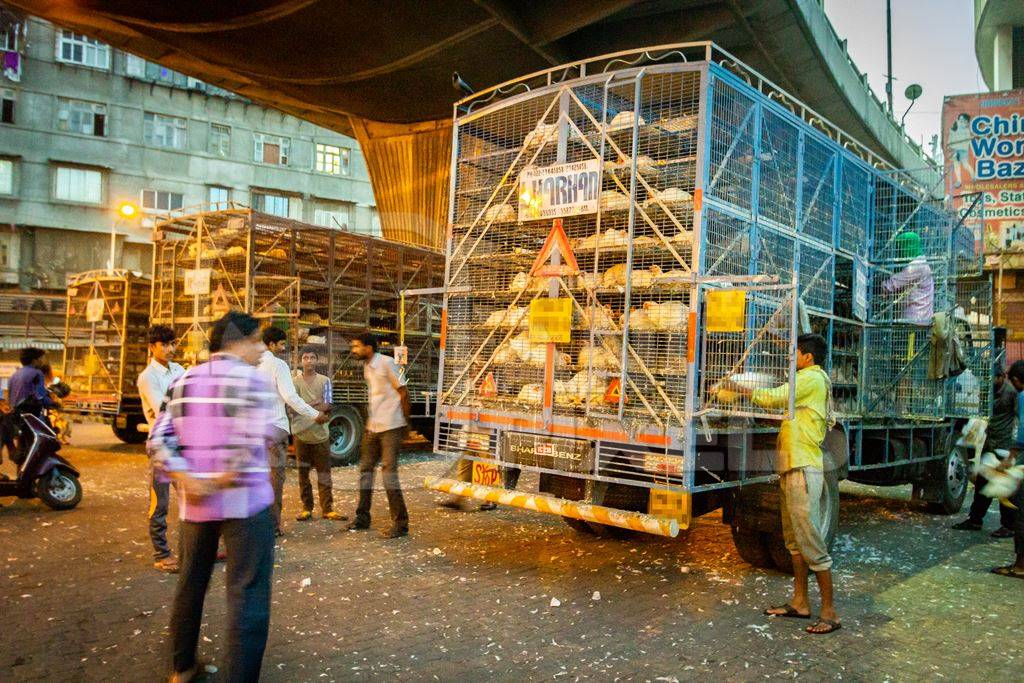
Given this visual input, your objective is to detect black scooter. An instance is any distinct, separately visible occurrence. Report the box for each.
[0,410,82,510]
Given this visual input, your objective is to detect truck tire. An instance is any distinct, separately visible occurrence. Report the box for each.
[112,413,147,444]
[410,416,435,445]
[328,405,364,466]
[731,528,774,569]
[924,448,969,515]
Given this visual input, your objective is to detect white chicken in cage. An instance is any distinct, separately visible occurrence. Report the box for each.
[576,271,600,291]
[483,305,528,329]
[508,272,550,293]
[558,371,610,406]
[493,331,571,367]
[602,263,662,289]
[600,191,631,212]
[225,245,246,257]
[484,203,516,223]
[608,111,647,130]
[517,383,544,404]
[523,121,560,148]
[579,304,617,330]
[644,301,687,330]
[577,344,619,370]
[653,269,689,290]
[644,187,692,209]
[604,154,658,176]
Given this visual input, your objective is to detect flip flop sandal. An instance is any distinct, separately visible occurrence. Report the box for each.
[806,619,842,634]
[991,566,1024,579]
[764,604,811,619]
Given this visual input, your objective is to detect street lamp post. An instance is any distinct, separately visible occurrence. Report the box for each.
[109,202,138,274]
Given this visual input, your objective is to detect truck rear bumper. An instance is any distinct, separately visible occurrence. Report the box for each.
[424,476,681,537]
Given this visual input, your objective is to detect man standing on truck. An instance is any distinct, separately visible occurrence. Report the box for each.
[291,347,346,522]
[991,360,1024,580]
[258,326,329,536]
[726,333,841,634]
[346,332,410,538]
[138,325,186,573]
[881,231,934,324]
[953,362,1017,537]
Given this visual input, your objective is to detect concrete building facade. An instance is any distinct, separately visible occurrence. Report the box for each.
[0,15,379,291]
[976,0,1024,91]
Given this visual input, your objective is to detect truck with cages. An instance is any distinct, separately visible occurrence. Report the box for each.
[61,269,152,443]
[150,206,443,463]
[426,43,992,571]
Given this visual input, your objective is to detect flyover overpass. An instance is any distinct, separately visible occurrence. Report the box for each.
[7,0,938,247]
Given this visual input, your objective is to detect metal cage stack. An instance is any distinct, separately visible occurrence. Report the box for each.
[150,207,444,404]
[62,269,151,418]
[435,42,992,506]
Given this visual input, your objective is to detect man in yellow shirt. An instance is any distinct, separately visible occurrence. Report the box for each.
[728,333,840,634]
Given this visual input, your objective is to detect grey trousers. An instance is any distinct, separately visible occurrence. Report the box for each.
[780,465,833,572]
[355,427,408,529]
[268,431,289,532]
[296,439,333,514]
[148,469,171,561]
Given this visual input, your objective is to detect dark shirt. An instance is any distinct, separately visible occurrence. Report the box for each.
[987,380,1017,451]
[7,366,55,411]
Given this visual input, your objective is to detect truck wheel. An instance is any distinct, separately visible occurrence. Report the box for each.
[410,416,435,445]
[925,449,969,515]
[112,413,147,444]
[36,467,83,510]
[328,405,364,465]
[731,528,775,569]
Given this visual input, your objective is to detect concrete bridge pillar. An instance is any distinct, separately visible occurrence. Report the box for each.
[350,117,452,250]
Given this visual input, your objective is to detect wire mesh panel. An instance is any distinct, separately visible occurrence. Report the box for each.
[757,110,799,230]
[63,271,150,415]
[152,208,442,401]
[839,158,871,257]
[442,67,702,429]
[862,326,945,420]
[798,241,834,313]
[799,134,837,245]
[950,276,994,418]
[872,181,951,262]
[707,77,756,215]
[699,284,797,418]
[951,192,985,278]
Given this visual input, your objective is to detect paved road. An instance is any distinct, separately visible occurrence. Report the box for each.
[0,424,1020,682]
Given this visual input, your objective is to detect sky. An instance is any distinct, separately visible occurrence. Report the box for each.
[824,0,985,159]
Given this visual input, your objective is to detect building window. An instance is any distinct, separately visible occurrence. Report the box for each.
[0,159,12,195]
[1,22,19,52]
[252,191,290,217]
[253,133,289,165]
[141,189,184,213]
[313,205,352,229]
[209,124,231,157]
[1,90,13,125]
[144,112,188,149]
[54,166,102,204]
[55,30,111,70]
[315,143,350,176]
[208,186,229,210]
[57,98,106,136]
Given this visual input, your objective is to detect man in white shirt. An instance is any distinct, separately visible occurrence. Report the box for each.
[346,332,410,538]
[258,326,328,536]
[136,325,186,573]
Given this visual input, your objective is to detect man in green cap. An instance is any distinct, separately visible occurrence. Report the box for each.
[882,231,934,324]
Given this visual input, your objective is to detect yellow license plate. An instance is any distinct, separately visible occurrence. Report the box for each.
[472,461,501,486]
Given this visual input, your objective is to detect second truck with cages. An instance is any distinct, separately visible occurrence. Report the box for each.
[427,42,991,570]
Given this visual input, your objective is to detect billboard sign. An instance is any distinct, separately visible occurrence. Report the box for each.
[942,89,1024,259]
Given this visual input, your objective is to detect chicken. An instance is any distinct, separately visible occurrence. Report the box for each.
[604,154,657,175]
[559,371,609,406]
[517,384,543,404]
[263,247,287,260]
[484,203,516,223]
[483,305,528,329]
[670,230,694,246]
[225,245,246,257]
[660,115,698,133]
[578,344,619,370]
[601,264,662,289]
[508,272,549,293]
[975,451,1024,506]
[580,305,617,330]
[600,191,631,212]
[623,306,656,331]
[643,301,687,330]
[523,121,559,148]
[644,187,693,209]
[600,229,629,248]
[608,111,647,129]
[576,272,600,291]
[654,269,688,290]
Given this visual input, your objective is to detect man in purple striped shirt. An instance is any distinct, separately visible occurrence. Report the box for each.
[148,312,276,683]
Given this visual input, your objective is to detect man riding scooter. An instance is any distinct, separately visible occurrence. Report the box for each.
[0,398,82,510]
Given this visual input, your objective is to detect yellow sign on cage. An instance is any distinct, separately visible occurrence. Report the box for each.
[529,298,572,343]
[705,289,746,333]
